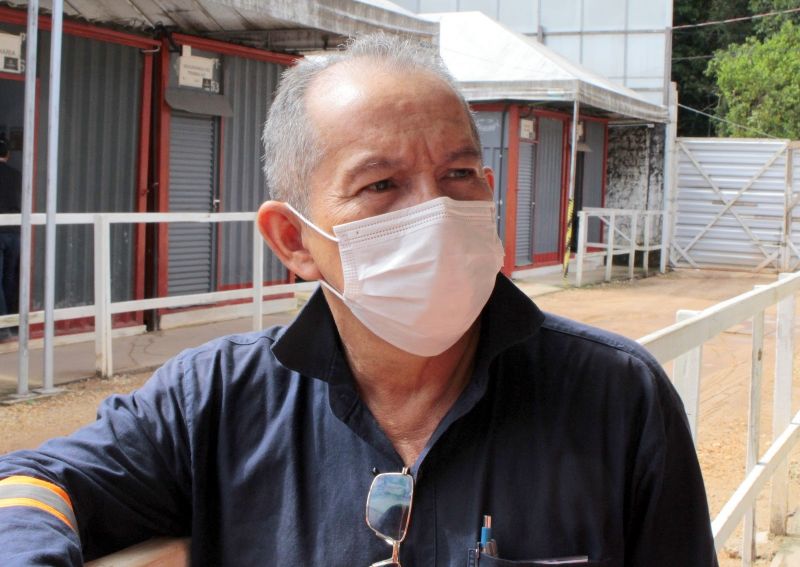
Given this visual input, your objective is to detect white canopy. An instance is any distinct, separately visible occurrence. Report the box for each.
[4,0,438,52]
[426,11,668,123]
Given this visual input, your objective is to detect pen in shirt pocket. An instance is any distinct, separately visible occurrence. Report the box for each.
[479,515,498,556]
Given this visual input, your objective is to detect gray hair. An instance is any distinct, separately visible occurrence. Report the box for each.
[262,33,479,214]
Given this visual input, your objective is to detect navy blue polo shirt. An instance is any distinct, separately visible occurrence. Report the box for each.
[0,276,717,566]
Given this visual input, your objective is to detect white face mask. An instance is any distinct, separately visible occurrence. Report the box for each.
[288,196,505,357]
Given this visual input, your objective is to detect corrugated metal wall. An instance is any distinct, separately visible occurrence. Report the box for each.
[168,113,218,295]
[221,55,287,287]
[674,138,792,270]
[533,117,564,257]
[515,142,535,263]
[33,32,141,309]
[475,111,508,245]
[582,121,605,241]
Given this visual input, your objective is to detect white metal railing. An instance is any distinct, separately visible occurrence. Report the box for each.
[0,212,317,396]
[575,208,665,287]
[638,271,800,565]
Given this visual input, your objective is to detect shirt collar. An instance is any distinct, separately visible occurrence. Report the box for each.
[271,274,545,383]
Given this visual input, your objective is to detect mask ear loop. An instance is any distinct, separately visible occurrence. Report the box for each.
[283,203,339,243]
[282,202,347,301]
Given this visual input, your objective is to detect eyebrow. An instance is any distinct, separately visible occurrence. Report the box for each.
[342,158,402,188]
[342,146,483,187]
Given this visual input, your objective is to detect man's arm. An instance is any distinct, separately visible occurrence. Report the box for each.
[0,356,194,565]
[626,358,718,566]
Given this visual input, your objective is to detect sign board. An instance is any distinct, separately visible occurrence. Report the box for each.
[178,49,220,93]
[520,118,536,142]
[0,32,23,74]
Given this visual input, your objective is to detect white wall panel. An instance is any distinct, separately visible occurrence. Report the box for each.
[581,34,626,78]
[539,0,582,32]
[628,0,667,28]
[498,1,537,33]
[543,35,582,63]
[583,0,627,31]
[626,33,665,78]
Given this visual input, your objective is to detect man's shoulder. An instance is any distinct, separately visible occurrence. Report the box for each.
[525,311,672,403]
[538,312,661,373]
[139,323,315,417]
[164,324,293,387]
[175,325,284,360]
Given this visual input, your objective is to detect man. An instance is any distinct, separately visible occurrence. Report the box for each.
[0,35,717,566]
[0,137,21,336]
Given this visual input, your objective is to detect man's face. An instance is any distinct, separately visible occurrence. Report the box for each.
[300,61,494,291]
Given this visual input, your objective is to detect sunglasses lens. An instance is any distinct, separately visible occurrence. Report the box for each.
[366,473,414,542]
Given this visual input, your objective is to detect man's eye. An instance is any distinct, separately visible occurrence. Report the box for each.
[447,169,475,179]
[364,179,395,192]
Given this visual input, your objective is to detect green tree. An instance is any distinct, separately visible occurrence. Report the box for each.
[707,20,800,138]
[672,0,753,136]
[749,0,800,36]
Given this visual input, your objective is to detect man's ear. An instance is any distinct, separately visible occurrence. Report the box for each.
[257,201,322,281]
[483,166,495,194]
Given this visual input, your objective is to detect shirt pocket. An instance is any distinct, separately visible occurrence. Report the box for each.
[467,549,609,566]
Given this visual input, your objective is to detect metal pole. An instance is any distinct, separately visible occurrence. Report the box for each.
[40,0,64,393]
[562,100,580,280]
[14,0,39,398]
[661,82,679,272]
[575,211,588,287]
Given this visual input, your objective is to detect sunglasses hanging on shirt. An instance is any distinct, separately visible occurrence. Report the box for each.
[365,467,414,567]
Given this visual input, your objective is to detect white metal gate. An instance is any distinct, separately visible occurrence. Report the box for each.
[672,138,800,272]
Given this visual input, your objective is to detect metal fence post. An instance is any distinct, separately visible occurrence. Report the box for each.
[252,220,264,331]
[605,213,615,282]
[643,214,652,278]
[628,213,638,281]
[575,211,588,287]
[743,305,765,566]
[771,273,795,535]
[40,0,64,394]
[94,215,112,378]
[672,309,702,443]
[14,0,39,399]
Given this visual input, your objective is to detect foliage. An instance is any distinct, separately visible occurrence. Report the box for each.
[671,0,753,136]
[748,0,800,36]
[707,20,800,138]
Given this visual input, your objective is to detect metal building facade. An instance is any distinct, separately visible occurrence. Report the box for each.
[155,35,294,302]
[220,55,286,289]
[474,111,509,244]
[0,17,144,322]
[476,105,608,274]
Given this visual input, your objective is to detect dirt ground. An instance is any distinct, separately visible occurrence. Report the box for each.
[1,268,798,565]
